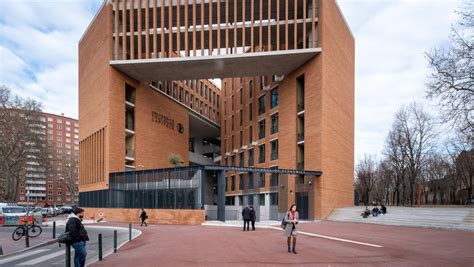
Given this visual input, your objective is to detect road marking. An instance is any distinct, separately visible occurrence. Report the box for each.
[0,249,49,265]
[267,226,383,248]
[16,250,65,266]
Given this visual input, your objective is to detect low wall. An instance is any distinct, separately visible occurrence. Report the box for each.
[83,208,205,225]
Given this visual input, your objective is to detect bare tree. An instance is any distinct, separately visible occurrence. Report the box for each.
[446,131,473,202]
[424,154,450,204]
[425,2,473,134]
[356,155,377,206]
[62,162,78,205]
[394,103,438,206]
[0,85,49,202]
[384,128,408,206]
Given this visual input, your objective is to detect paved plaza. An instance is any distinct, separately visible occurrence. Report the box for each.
[90,221,473,267]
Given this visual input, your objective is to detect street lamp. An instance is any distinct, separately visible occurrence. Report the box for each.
[25,187,30,247]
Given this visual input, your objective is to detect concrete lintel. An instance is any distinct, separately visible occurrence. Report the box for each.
[110,48,321,81]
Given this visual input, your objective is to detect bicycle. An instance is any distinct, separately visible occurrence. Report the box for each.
[12,219,43,241]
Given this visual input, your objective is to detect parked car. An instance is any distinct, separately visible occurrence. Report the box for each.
[0,206,27,225]
[465,198,474,205]
[41,208,52,218]
[60,206,74,214]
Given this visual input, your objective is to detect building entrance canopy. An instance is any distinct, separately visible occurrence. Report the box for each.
[110,48,321,81]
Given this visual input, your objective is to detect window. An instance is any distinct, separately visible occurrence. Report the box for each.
[231,155,236,166]
[258,144,265,163]
[239,131,243,147]
[249,103,253,121]
[57,118,62,123]
[231,95,234,110]
[57,142,62,148]
[249,80,253,98]
[259,194,265,206]
[259,173,265,188]
[48,117,53,122]
[226,196,235,205]
[270,193,278,205]
[74,129,79,133]
[66,127,71,132]
[247,195,254,205]
[225,177,228,191]
[270,88,279,108]
[248,173,254,189]
[258,119,265,139]
[248,148,254,166]
[66,121,71,125]
[57,125,62,130]
[258,95,266,115]
[48,123,53,128]
[260,76,265,90]
[249,126,253,143]
[231,175,235,191]
[239,89,243,105]
[271,140,278,160]
[48,129,53,134]
[270,173,279,187]
[48,136,53,140]
[239,152,244,167]
[271,113,279,134]
[58,131,62,136]
[231,115,234,130]
[240,110,243,126]
[239,174,244,190]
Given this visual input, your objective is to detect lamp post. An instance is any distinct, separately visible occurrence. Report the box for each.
[25,187,30,247]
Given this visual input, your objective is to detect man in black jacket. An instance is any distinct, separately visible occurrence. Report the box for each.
[66,207,89,267]
[242,205,251,231]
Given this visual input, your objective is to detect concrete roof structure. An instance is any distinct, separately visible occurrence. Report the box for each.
[110,48,321,81]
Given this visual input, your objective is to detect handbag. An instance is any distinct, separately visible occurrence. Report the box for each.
[280,214,288,229]
[57,232,73,244]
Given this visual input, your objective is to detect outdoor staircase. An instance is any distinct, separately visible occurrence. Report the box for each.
[327,206,474,232]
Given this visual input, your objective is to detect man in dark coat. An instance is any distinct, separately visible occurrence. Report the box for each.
[250,206,256,231]
[242,205,251,231]
[140,208,148,226]
[65,207,89,267]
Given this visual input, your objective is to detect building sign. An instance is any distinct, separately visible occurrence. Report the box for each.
[151,111,184,134]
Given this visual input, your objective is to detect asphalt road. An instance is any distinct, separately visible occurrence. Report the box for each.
[0,225,138,267]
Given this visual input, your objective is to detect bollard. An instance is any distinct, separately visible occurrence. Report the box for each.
[53,221,56,239]
[114,230,118,253]
[25,225,30,248]
[129,223,132,241]
[98,233,103,261]
[65,244,71,267]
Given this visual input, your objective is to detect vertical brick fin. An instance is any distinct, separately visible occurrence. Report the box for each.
[79,127,106,186]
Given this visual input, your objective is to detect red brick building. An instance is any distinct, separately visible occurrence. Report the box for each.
[78,0,354,222]
[17,113,79,206]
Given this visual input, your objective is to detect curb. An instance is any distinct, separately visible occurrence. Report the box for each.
[0,239,58,259]
[85,227,142,266]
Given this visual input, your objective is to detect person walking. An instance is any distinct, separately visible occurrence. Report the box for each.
[250,206,256,231]
[242,205,251,231]
[140,209,148,226]
[66,207,89,267]
[284,204,299,254]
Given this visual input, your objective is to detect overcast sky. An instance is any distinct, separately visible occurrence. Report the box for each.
[0,0,464,163]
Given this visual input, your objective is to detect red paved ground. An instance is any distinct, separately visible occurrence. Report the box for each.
[91,221,474,267]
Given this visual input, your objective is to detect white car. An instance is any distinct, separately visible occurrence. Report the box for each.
[0,206,27,216]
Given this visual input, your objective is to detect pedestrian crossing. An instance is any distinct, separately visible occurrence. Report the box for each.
[0,246,81,267]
